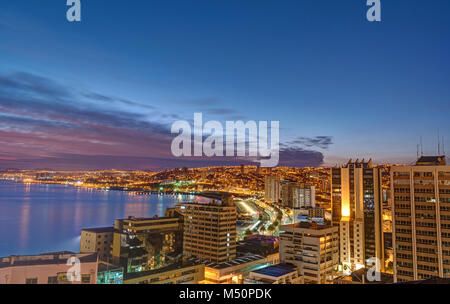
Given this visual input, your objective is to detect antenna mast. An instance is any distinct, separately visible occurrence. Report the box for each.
[438,129,441,155]
[420,136,423,156]
[443,136,446,156]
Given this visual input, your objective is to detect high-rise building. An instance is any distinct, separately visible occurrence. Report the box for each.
[279,221,339,284]
[331,159,384,273]
[180,200,237,263]
[293,184,316,221]
[281,182,316,220]
[265,176,280,203]
[308,207,326,220]
[281,181,297,208]
[391,156,450,282]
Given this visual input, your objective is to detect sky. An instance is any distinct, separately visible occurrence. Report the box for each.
[0,0,449,170]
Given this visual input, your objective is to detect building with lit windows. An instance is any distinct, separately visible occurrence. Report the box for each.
[123,261,205,284]
[279,221,339,284]
[391,155,450,282]
[200,252,279,284]
[331,159,384,274]
[265,176,280,203]
[111,215,184,274]
[180,200,237,263]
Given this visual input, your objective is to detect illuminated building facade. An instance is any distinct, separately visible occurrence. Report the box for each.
[292,184,316,221]
[281,181,297,208]
[331,159,384,273]
[123,261,205,284]
[181,200,237,263]
[111,215,183,274]
[279,221,339,284]
[200,253,279,284]
[265,176,280,203]
[392,156,450,282]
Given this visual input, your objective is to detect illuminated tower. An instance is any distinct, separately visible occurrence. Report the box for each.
[331,159,384,274]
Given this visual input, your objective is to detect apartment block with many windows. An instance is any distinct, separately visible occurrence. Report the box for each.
[279,221,339,284]
[180,200,237,263]
[392,156,450,282]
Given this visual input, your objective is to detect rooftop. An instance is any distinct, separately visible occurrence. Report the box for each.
[82,226,116,233]
[395,277,450,284]
[123,260,199,281]
[281,221,332,230]
[334,268,393,284]
[191,253,267,270]
[416,155,446,166]
[116,216,179,223]
[251,263,297,278]
[0,252,98,269]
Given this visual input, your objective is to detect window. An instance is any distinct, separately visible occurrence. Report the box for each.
[81,274,91,284]
[25,278,38,284]
[48,276,58,284]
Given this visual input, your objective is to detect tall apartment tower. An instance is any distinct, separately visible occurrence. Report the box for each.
[392,156,450,282]
[281,181,297,208]
[281,182,315,220]
[181,200,237,263]
[265,176,280,203]
[331,159,384,273]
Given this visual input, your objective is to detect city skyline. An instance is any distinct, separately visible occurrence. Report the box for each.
[1,0,449,170]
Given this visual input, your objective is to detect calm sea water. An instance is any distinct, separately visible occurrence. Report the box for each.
[0,180,206,257]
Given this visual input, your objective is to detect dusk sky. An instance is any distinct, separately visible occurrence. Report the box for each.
[0,0,449,170]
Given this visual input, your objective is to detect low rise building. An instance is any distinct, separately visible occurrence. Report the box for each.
[0,252,98,284]
[199,253,279,284]
[123,261,204,284]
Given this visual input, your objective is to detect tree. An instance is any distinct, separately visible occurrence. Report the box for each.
[268,224,275,232]
[277,212,283,221]
[245,229,253,236]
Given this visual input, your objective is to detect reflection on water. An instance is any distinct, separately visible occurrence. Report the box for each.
[0,180,202,257]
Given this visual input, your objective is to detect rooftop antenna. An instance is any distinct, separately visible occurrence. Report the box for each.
[420,136,423,156]
[443,136,446,156]
[416,144,420,160]
[438,129,441,155]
